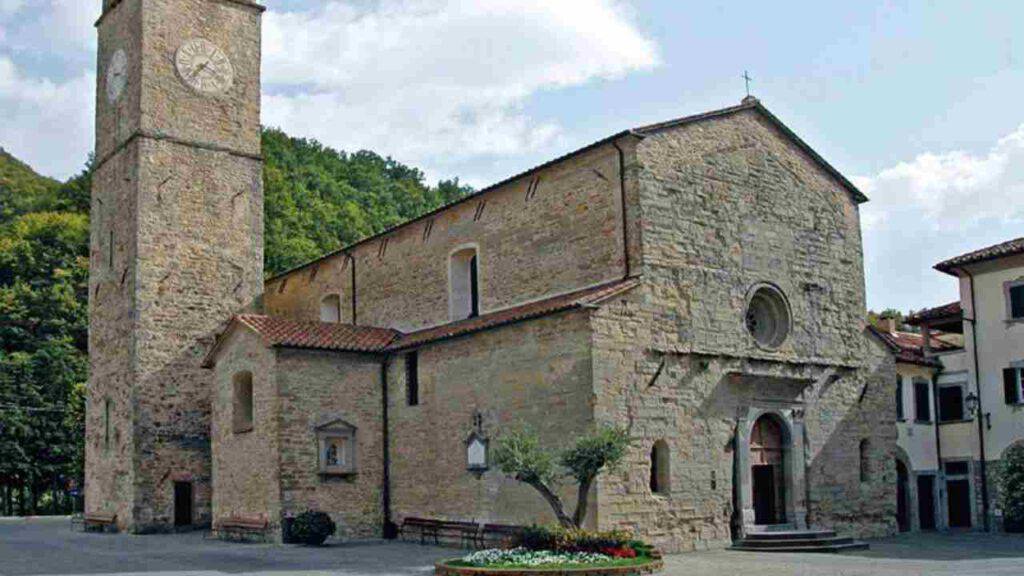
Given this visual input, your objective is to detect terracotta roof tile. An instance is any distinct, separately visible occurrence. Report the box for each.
[868,325,958,367]
[235,315,400,353]
[906,301,962,325]
[206,279,640,366]
[388,278,641,351]
[935,237,1024,274]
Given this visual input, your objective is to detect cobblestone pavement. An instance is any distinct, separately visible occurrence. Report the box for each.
[2,518,1022,576]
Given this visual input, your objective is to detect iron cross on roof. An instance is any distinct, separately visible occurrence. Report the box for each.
[742,70,753,97]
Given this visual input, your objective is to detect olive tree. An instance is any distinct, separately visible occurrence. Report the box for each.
[492,426,630,528]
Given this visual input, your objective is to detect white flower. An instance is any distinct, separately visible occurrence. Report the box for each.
[461,547,613,567]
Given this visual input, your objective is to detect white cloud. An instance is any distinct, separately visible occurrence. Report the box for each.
[859,124,1024,312]
[0,57,95,179]
[860,125,1024,231]
[1,0,95,54]
[263,0,659,180]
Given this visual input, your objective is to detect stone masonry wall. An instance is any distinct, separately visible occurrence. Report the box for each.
[634,109,867,365]
[804,330,897,537]
[211,328,281,531]
[85,141,140,529]
[275,349,385,539]
[265,143,631,332]
[87,0,264,532]
[388,311,596,527]
[585,108,896,551]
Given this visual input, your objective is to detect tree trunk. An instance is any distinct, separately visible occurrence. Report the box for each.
[572,474,596,528]
[524,478,574,528]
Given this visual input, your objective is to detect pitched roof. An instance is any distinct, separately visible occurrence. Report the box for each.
[388,278,641,351]
[867,325,958,367]
[935,237,1024,275]
[906,301,962,326]
[202,315,400,366]
[205,278,640,366]
[265,97,866,284]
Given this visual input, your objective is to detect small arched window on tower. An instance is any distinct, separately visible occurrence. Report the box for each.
[859,438,871,482]
[320,294,341,323]
[233,371,254,433]
[449,247,480,321]
[650,440,671,495]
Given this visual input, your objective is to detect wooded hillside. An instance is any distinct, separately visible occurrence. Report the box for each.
[0,133,469,515]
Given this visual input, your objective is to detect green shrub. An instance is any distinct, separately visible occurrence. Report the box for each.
[517,525,639,555]
[998,443,1024,532]
[289,510,336,546]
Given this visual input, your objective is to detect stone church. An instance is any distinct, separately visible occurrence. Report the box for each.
[85,0,898,552]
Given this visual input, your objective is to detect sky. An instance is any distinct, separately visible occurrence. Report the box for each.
[1,0,1022,313]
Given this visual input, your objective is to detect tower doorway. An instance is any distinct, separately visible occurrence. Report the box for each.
[750,414,786,525]
[173,481,193,527]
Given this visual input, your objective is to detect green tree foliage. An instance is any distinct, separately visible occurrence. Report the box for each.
[0,129,470,515]
[998,443,1024,532]
[493,426,631,528]
[262,128,470,275]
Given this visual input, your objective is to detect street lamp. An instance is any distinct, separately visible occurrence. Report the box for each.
[966,391,979,416]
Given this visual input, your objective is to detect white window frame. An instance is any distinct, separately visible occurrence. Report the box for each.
[1005,279,1024,322]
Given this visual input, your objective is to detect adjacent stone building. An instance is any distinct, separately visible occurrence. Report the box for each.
[86,0,897,552]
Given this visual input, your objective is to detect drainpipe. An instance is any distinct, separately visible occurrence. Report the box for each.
[962,268,990,531]
[930,362,944,529]
[381,354,396,538]
[611,140,632,279]
[349,253,358,325]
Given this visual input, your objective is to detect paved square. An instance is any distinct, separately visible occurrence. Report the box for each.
[2,518,1022,576]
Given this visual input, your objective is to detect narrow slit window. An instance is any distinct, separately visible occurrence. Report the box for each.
[406,352,419,406]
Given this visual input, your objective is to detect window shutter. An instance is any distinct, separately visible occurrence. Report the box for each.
[1005,368,1021,405]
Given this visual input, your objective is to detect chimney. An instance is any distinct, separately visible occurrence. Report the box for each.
[879,315,899,334]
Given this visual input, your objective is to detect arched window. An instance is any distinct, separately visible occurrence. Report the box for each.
[449,247,480,321]
[233,371,254,433]
[650,440,670,495]
[859,439,871,482]
[320,294,341,323]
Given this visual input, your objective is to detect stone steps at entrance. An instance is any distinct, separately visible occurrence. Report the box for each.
[744,529,837,540]
[731,530,869,553]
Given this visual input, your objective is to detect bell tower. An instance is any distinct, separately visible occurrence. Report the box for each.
[86,0,265,532]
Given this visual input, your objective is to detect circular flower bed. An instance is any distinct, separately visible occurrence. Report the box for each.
[436,547,662,576]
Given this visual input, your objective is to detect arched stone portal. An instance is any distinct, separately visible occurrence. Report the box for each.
[750,415,787,525]
[735,408,807,536]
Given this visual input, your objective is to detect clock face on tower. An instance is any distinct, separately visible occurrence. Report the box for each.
[175,38,234,96]
[106,49,128,104]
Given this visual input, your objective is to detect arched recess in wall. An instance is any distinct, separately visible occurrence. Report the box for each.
[859,438,871,482]
[233,371,254,433]
[449,247,480,321]
[320,294,342,323]
[650,440,671,495]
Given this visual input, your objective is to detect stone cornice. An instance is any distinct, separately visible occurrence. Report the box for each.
[94,129,262,174]
[96,0,266,29]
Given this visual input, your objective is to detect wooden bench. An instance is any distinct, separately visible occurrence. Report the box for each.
[83,512,117,533]
[481,523,525,547]
[399,517,483,548]
[216,514,269,542]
